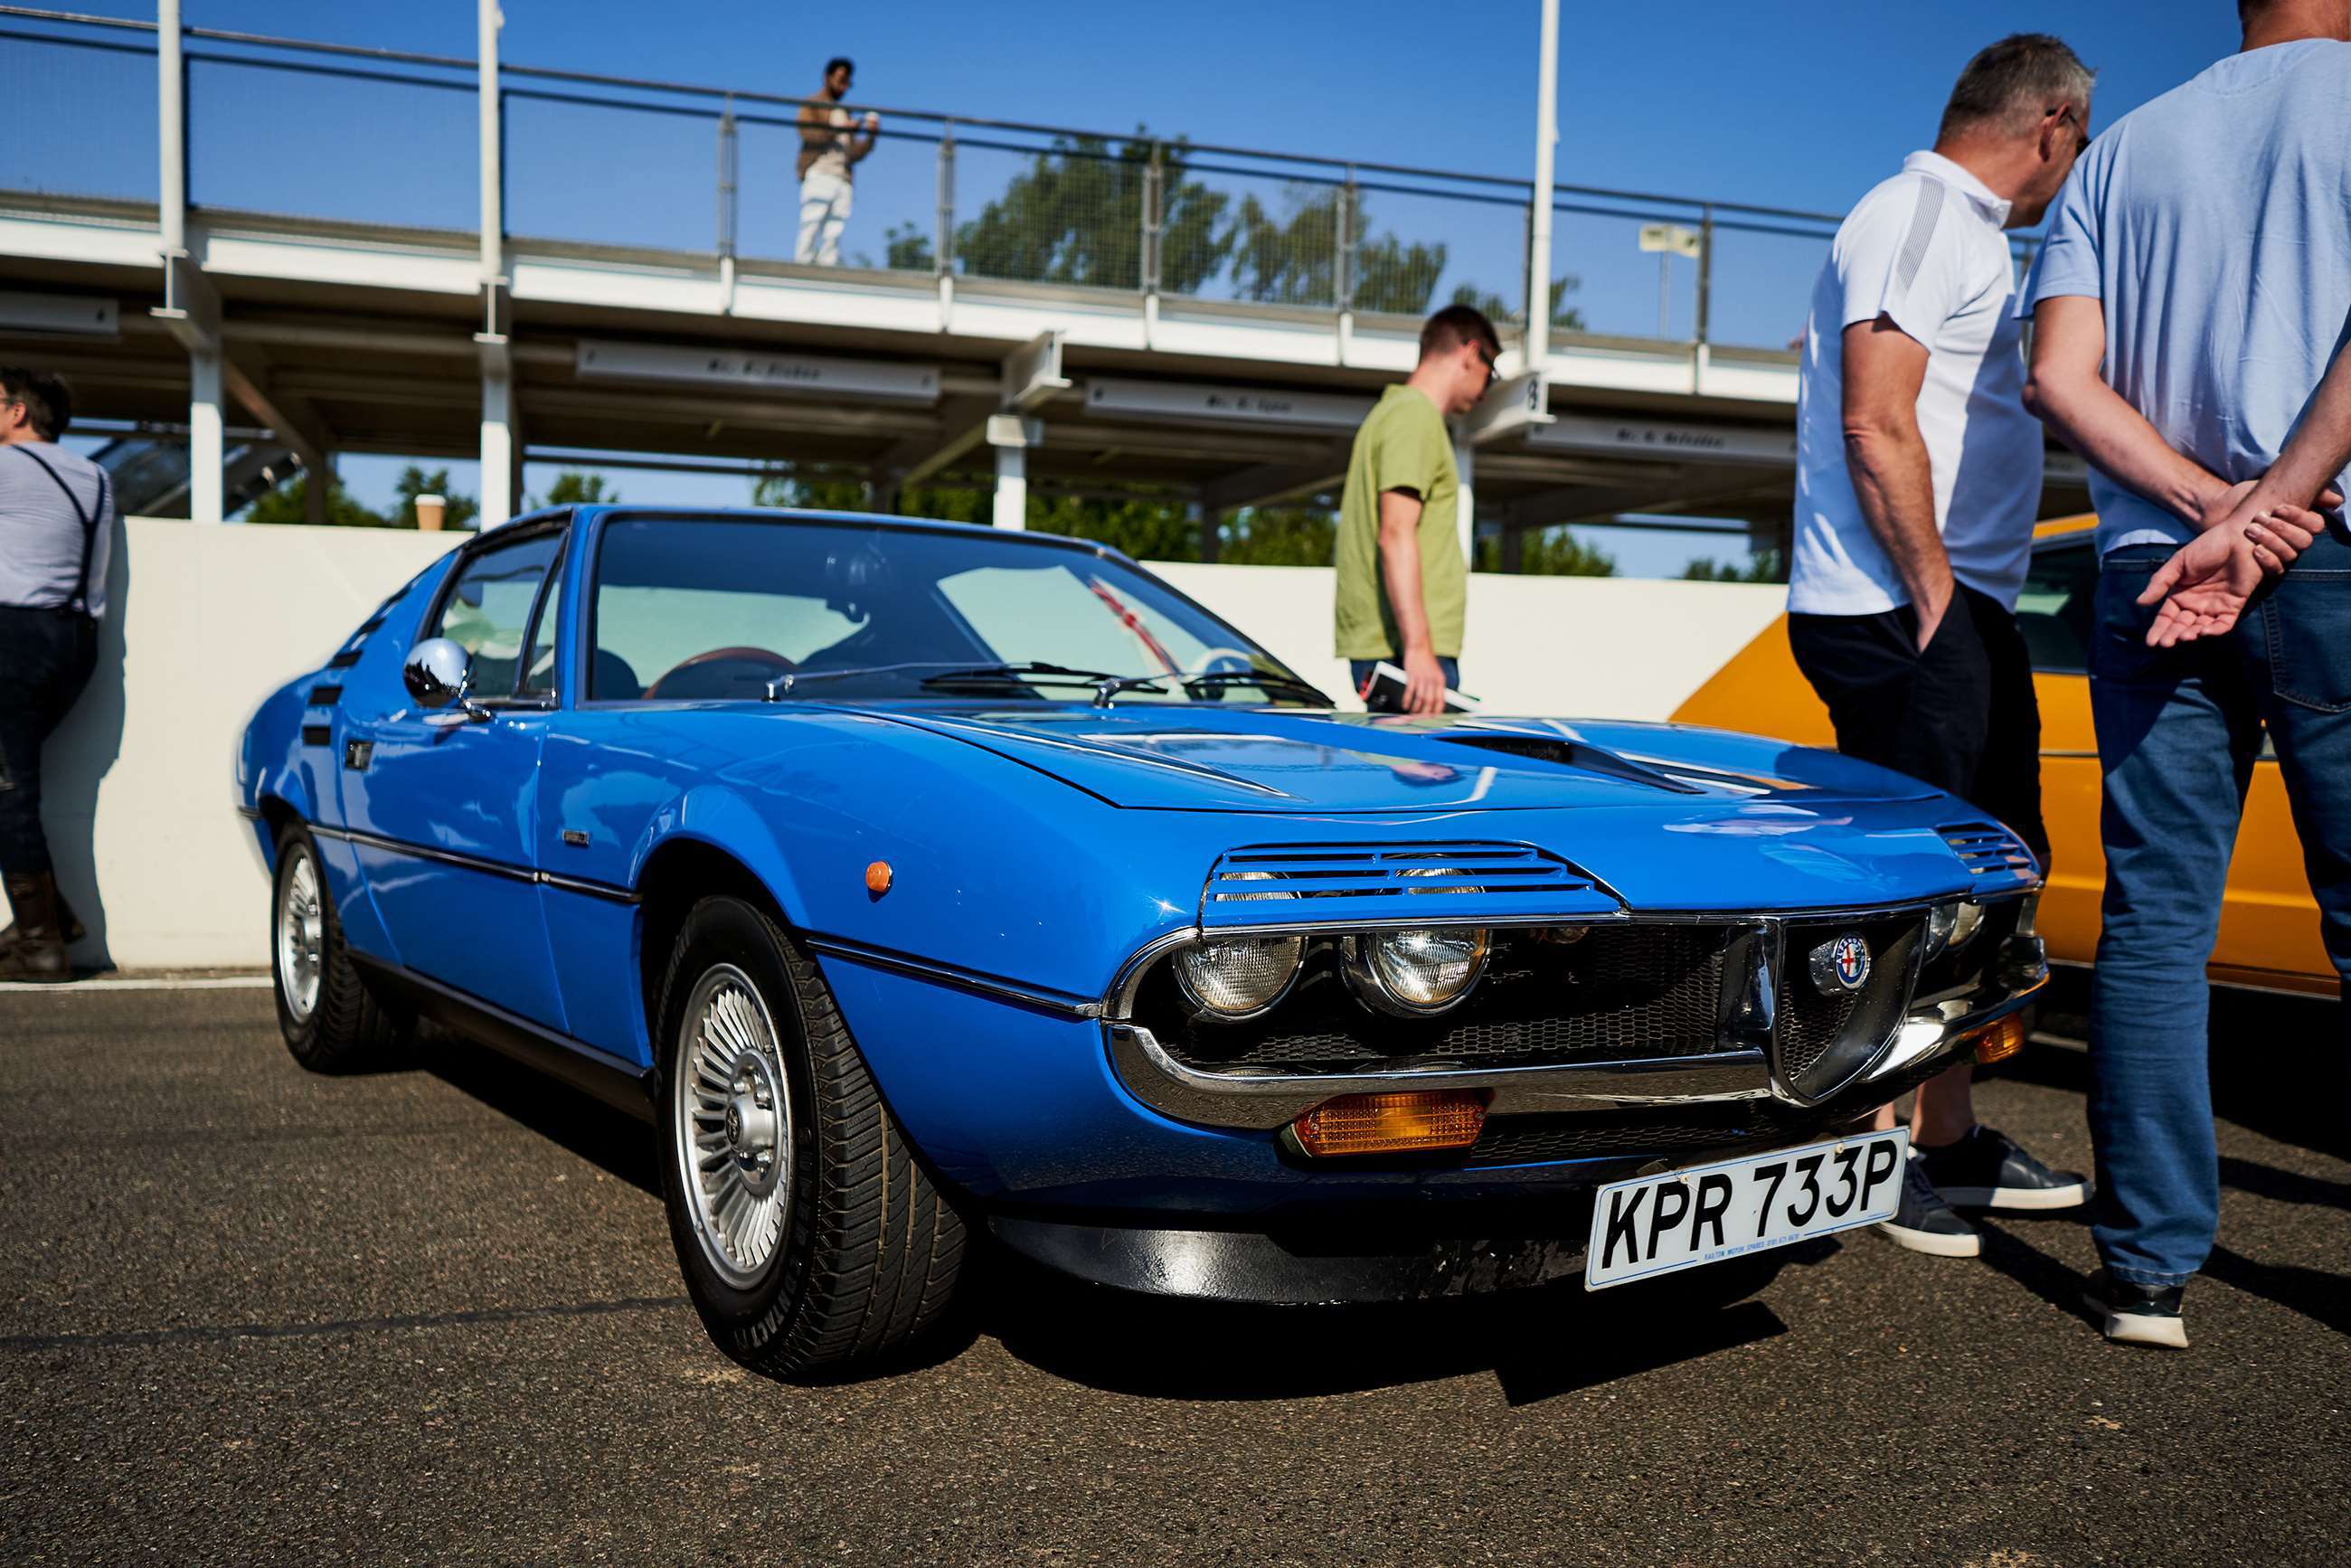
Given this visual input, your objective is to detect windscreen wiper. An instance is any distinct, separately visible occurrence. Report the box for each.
[764,660,1121,701]
[913,662,1176,706]
[1179,670,1332,704]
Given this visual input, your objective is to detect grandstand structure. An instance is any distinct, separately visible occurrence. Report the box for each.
[0,4,2089,559]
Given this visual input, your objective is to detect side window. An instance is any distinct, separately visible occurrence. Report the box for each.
[2013,540,2096,675]
[430,532,562,699]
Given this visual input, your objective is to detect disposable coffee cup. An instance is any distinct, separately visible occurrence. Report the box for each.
[415,494,446,532]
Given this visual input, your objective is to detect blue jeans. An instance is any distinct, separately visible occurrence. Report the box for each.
[1349,656,1459,713]
[2088,539,2351,1286]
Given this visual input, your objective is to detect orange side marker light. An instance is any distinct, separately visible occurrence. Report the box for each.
[864,860,893,897]
[1971,1012,2027,1066]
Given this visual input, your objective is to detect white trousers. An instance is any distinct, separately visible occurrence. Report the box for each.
[796,172,853,265]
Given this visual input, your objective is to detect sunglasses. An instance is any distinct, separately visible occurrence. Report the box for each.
[2054,104,2089,156]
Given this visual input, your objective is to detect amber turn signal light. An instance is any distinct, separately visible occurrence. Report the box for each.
[1291,1091,1487,1157]
[864,860,892,896]
[1970,1012,2027,1066]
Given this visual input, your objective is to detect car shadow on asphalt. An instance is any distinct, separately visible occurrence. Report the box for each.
[975,1245,1824,1404]
[415,1026,662,1195]
[405,1031,1868,1398]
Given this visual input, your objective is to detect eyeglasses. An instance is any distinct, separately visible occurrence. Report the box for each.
[1475,346,1499,386]
[2054,104,2090,156]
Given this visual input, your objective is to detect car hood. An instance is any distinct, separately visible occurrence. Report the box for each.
[848,704,1939,814]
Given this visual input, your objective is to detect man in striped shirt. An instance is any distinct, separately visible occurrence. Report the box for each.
[0,367,112,982]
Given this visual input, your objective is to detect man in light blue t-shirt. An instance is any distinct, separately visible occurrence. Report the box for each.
[2022,0,2351,1350]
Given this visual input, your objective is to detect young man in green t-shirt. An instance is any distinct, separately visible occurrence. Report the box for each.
[1333,305,1500,713]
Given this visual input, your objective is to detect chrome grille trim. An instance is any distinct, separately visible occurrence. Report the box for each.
[1200,841,1619,930]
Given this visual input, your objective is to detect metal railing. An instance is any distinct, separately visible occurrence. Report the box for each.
[2,7,2032,354]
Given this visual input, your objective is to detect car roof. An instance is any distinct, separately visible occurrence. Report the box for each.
[515,503,1115,558]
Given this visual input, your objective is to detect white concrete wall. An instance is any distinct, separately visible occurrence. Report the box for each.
[42,518,462,972]
[38,523,1781,971]
[1152,562,1785,718]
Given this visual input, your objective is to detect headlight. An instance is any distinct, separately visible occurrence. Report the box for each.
[1345,926,1490,1016]
[1924,902,1958,961]
[1176,870,1301,1018]
[1174,933,1305,1018]
[1924,899,1988,963]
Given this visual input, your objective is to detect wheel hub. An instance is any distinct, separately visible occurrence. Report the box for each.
[674,966,794,1288]
[275,847,325,1022]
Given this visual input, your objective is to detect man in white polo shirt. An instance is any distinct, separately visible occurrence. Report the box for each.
[1787,35,2095,1256]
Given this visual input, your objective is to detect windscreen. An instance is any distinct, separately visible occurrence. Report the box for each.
[588,517,1322,705]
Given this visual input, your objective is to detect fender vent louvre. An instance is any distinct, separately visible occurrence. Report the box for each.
[1201,841,1619,929]
[1940,821,2037,890]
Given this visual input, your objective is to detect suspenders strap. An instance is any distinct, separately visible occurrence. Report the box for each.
[11,445,105,616]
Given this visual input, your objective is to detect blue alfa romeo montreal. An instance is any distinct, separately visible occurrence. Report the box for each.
[238,506,2046,1376]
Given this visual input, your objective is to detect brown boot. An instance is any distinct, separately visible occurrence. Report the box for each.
[0,886,82,957]
[0,871,72,983]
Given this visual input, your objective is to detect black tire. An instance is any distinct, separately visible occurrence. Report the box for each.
[655,895,968,1378]
[270,823,411,1072]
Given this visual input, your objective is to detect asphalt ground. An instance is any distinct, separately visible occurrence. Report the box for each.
[2,978,2345,1566]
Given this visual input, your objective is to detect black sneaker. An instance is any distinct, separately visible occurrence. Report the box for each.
[1875,1149,1981,1257]
[1914,1124,2091,1211]
[2082,1269,2188,1349]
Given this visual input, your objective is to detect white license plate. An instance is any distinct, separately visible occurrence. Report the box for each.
[1583,1128,1910,1289]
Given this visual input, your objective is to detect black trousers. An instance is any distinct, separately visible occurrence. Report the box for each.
[0,607,99,876]
[1788,585,2051,869]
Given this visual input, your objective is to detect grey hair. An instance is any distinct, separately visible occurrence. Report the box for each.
[1937,33,2095,143]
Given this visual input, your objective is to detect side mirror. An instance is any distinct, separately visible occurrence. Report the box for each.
[403,638,473,710]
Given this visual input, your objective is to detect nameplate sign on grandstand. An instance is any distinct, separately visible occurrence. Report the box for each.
[575,340,942,403]
[1084,378,1374,431]
[1526,413,1799,467]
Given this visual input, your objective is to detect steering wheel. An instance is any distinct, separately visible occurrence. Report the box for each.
[643,646,796,700]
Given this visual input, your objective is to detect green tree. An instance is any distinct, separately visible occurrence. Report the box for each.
[1475,525,1617,576]
[532,470,618,508]
[1682,547,1785,583]
[1449,273,1587,332]
[242,472,387,527]
[928,134,1232,293]
[1222,504,1337,565]
[390,466,479,530]
[1223,185,1454,314]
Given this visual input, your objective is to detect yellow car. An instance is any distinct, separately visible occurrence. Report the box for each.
[1675,516,2333,997]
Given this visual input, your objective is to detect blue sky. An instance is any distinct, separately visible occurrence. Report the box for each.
[38,1,2247,570]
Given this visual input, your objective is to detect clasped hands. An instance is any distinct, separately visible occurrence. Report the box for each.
[2135,477,2344,647]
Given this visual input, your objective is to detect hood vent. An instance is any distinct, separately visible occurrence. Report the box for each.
[1431,732,1702,794]
[1940,821,2038,889]
[1201,841,1620,929]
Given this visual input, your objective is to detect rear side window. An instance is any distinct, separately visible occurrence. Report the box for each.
[430,532,562,698]
[2014,540,2095,675]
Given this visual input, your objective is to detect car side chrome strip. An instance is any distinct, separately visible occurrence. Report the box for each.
[805,936,1101,1019]
[308,822,639,904]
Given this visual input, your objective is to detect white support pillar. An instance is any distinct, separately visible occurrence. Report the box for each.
[1524,0,1559,367]
[158,0,184,258]
[1454,430,1476,568]
[480,362,515,531]
[188,346,223,524]
[987,413,1038,530]
[477,0,503,291]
